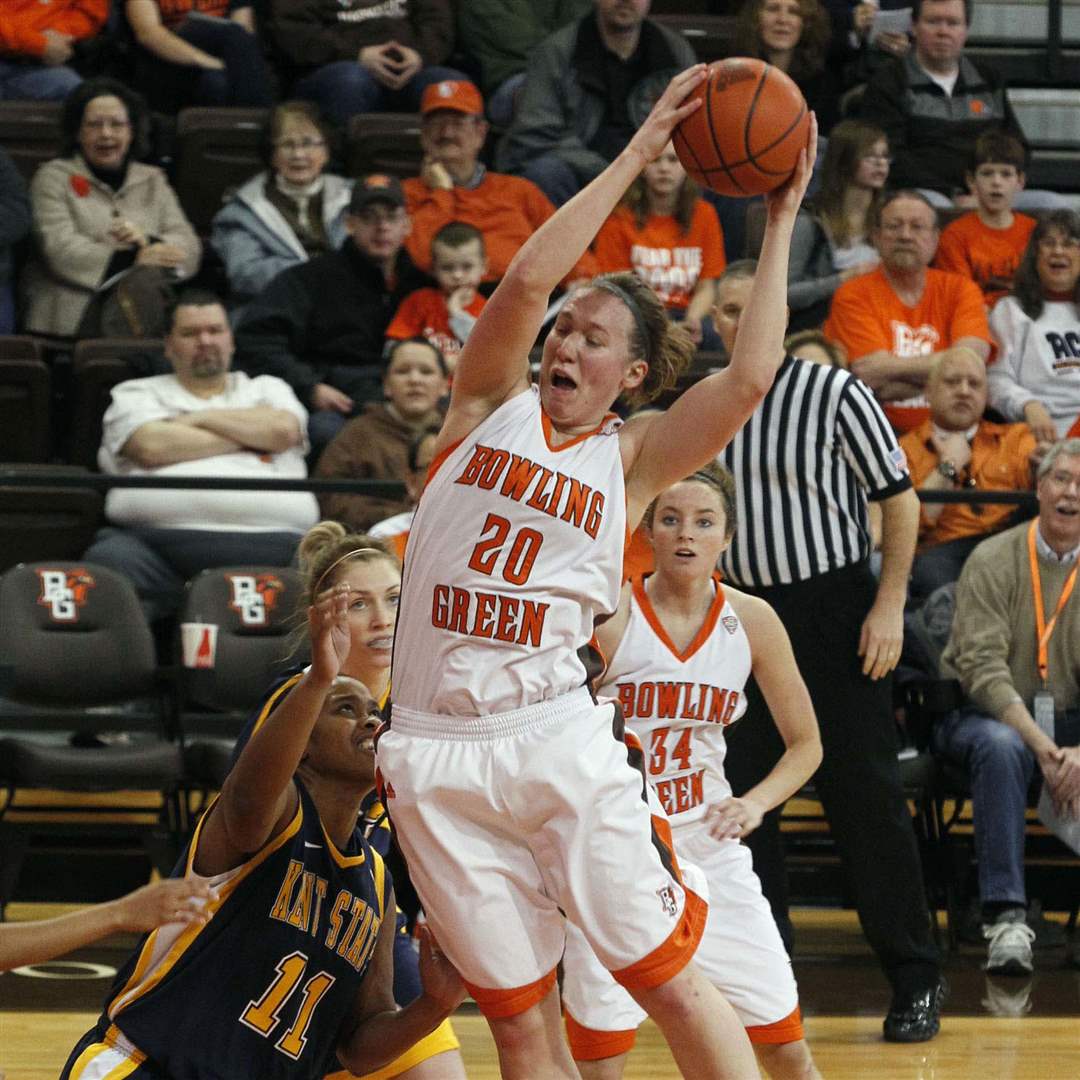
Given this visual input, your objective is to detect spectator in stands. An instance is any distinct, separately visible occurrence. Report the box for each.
[368,423,440,563]
[934,133,1036,308]
[266,0,464,126]
[592,140,725,347]
[988,211,1080,449]
[234,174,430,452]
[900,347,1036,604]
[495,0,696,206]
[386,221,486,371]
[784,328,846,366]
[456,0,592,126]
[84,289,318,625]
[787,118,886,330]
[714,259,946,1044]
[0,147,31,334]
[212,101,351,304]
[21,78,201,339]
[938,438,1080,976]
[858,0,1065,210]
[735,0,841,134]
[0,0,107,102]
[824,189,990,432]
[403,78,596,287]
[823,0,911,86]
[125,0,273,113]
[314,338,447,533]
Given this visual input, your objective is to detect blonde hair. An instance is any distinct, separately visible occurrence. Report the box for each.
[298,521,399,602]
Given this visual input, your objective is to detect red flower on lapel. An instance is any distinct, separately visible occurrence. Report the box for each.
[70,174,91,197]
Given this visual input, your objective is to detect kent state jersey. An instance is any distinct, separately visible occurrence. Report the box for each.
[598,575,750,829]
[94,781,390,1078]
[393,386,626,715]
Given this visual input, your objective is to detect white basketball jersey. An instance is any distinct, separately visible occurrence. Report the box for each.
[393,386,626,716]
[598,575,751,831]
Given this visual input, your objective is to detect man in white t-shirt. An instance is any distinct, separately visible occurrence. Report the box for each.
[84,288,318,624]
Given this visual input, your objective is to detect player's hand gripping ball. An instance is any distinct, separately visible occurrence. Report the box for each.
[672,57,810,197]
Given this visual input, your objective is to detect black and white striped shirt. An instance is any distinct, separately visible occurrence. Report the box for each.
[720,355,911,589]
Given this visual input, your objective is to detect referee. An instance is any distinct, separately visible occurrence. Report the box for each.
[713,261,945,1042]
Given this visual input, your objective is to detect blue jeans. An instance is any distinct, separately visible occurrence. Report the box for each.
[294,62,466,126]
[0,60,80,101]
[933,708,1036,908]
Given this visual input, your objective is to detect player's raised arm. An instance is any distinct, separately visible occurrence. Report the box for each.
[624,116,817,524]
[439,65,707,448]
[195,585,352,874]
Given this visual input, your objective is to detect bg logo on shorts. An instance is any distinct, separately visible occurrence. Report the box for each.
[36,568,95,622]
[657,884,678,918]
[227,573,284,628]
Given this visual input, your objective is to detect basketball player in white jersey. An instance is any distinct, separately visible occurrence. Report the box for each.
[561,463,823,1080]
[377,65,817,1080]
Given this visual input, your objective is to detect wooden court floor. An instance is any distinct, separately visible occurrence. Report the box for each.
[2,908,1078,1079]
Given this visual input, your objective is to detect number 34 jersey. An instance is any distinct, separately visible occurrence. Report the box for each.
[394,386,626,716]
[95,781,390,1078]
[598,575,751,829]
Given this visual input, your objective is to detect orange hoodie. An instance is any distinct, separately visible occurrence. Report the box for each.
[0,0,108,58]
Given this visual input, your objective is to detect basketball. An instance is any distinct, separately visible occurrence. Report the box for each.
[672,57,810,197]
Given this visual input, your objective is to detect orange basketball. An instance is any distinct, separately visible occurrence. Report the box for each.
[672,57,809,197]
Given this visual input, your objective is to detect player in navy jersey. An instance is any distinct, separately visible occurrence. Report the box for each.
[60,536,464,1080]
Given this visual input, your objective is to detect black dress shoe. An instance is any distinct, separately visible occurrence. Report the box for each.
[883,978,947,1042]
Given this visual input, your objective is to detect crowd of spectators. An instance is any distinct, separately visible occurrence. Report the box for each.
[3,0,1080,983]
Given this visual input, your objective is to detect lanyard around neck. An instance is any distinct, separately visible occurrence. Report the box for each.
[1027,521,1079,684]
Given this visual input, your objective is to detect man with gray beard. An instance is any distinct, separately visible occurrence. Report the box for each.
[84,288,318,626]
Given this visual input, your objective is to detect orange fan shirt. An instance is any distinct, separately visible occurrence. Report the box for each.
[592,202,726,311]
[900,419,1035,549]
[385,287,486,370]
[824,267,990,432]
[1,0,108,56]
[934,211,1036,307]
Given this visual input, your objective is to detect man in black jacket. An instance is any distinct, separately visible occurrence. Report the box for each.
[859,0,1064,209]
[234,174,431,452]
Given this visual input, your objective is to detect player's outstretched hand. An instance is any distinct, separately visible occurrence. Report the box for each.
[706,795,766,840]
[418,926,467,1015]
[112,877,213,933]
[763,111,818,224]
[309,583,352,684]
[626,64,707,169]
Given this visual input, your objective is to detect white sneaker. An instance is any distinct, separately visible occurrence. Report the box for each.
[983,910,1035,976]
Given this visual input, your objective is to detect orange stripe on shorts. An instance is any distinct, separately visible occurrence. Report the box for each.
[564,1010,637,1061]
[466,968,557,1020]
[611,885,708,993]
[746,1004,805,1044]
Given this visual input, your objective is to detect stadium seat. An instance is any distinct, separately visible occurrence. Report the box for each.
[345,113,424,180]
[173,107,269,235]
[651,14,738,63]
[69,338,166,468]
[0,337,50,462]
[0,101,63,184]
[0,561,184,911]
[177,565,307,792]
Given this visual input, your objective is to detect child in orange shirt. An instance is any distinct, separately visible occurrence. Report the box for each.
[592,141,726,347]
[934,133,1036,308]
[386,221,487,372]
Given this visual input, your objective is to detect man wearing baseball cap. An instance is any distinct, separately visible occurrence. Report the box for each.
[236,173,431,452]
[403,79,596,287]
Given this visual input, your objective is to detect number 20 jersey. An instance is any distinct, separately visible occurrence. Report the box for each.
[597,575,750,830]
[394,386,626,716]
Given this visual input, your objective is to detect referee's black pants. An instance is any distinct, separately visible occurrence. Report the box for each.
[724,561,941,994]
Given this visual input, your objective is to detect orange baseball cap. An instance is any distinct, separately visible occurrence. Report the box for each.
[420,80,484,117]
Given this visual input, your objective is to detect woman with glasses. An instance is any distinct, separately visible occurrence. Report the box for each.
[21,77,200,338]
[786,119,889,331]
[213,102,353,304]
[989,210,1080,452]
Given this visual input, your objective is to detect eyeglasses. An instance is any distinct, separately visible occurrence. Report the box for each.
[1037,235,1080,252]
[274,138,326,152]
[354,207,405,225]
[861,154,893,164]
[82,118,130,132]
